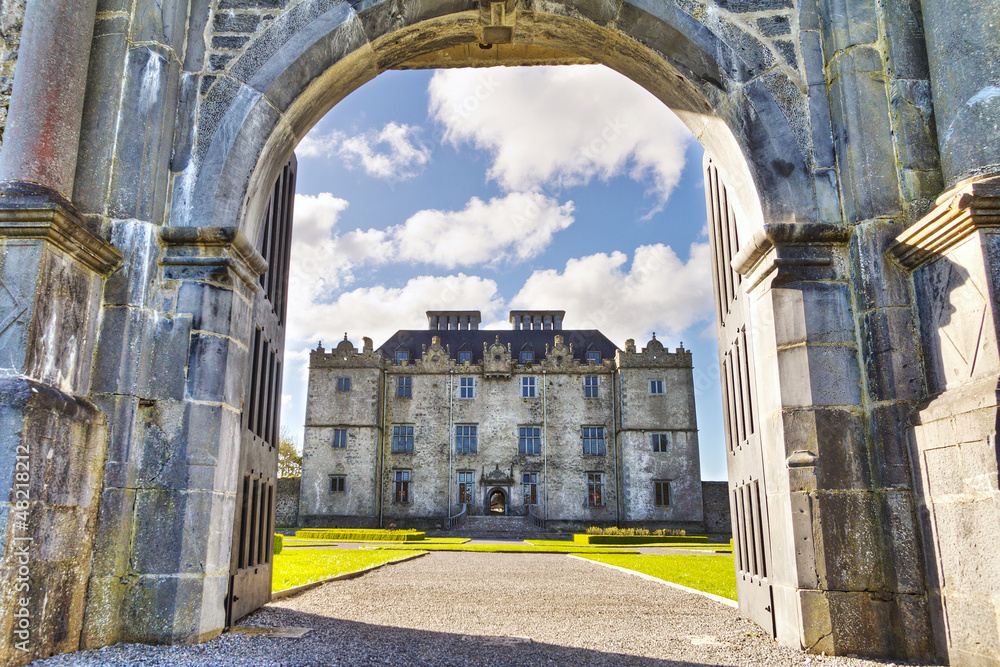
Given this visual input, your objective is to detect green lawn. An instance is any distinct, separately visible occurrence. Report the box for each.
[577,553,737,600]
[272,548,425,592]
[365,544,638,554]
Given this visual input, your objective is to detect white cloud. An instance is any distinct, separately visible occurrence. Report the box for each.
[292,191,574,283]
[394,192,574,268]
[288,193,354,303]
[296,130,344,159]
[297,122,431,180]
[510,243,715,346]
[285,274,505,348]
[429,65,693,212]
[338,122,432,179]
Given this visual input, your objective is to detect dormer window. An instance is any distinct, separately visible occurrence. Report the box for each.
[395,350,409,365]
[520,349,534,364]
[458,350,472,364]
[587,350,601,363]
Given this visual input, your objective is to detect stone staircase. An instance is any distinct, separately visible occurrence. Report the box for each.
[440,514,550,540]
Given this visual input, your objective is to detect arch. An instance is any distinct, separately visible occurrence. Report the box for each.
[172,0,834,244]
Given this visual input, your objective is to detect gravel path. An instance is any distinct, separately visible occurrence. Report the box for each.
[33,553,932,666]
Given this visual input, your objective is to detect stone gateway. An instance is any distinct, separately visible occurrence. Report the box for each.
[0,0,997,665]
[299,310,705,530]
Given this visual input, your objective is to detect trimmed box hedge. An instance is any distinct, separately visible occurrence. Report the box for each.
[572,534,709,545]
[273,533,283,554]
[295,529,426,542]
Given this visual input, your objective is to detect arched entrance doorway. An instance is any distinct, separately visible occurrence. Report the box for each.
[488,489,507,515]
[7,0,988,663]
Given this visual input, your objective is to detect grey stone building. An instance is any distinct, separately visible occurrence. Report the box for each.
[300,310,704,529]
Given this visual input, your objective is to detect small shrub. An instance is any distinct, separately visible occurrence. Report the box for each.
[273,533,283,555]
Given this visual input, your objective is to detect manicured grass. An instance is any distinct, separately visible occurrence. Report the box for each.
[366,544,638,554]
[577,553,737,600]
[272,548,425,592]
[525,539,732,552]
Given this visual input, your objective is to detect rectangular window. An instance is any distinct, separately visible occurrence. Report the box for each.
[518,426,541,455]
[329,475,345,493]
[460,376,475,399]
[458,350,473,364]
[655,480,671,506]
[587,473,604,507]
[395,350,409,365]
[457,471,474,504]
[582,427,606,456]
[523,473,538,505]
[456,425,478,454]
[337,377,351,392]
[332,428,347,448]
[587,351,601,363]
[392,425,414,453]
[520,350,535,364]
[521,376,536,398]
[584,375,599,398]
[649,379,664,394]
[394,470,410,503]
[651,432,670,452]
[397,376,412,398]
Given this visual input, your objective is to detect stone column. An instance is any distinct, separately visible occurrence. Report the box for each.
[0,0,98,199]
[734,224,933,660]
[920,0,1000,188]
[890,177,1000,665]
[82,227,265,647]
[0,3,124,665]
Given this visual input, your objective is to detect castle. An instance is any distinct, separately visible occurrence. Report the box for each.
[299,310,704,529]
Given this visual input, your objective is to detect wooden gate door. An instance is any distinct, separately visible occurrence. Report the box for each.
[704,159,775,637]
[226,156,297,626]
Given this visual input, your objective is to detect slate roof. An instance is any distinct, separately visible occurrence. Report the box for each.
[376,329,620,364]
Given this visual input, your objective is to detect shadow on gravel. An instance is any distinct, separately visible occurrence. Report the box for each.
[228,607,739,667]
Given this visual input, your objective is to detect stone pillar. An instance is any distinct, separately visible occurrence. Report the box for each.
[82,227,265,647]
[0,3,123,665]
[920,0,1000,188]
[890,177,1000,665]
[0,0,98,198]
[734,224,933,660]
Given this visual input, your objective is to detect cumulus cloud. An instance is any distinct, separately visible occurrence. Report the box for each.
[285,274,505,348]
[429,65,693,212]
[288,193,354,303]
[292,191,574,284]
[510,243,715,346]
[297,122,432,180]
[394,192,574,268]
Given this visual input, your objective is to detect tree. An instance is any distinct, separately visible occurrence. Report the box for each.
[277,429,302,478]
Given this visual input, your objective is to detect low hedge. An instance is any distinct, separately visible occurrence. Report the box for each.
[572,534,709,545]
[273,533,283,555]
[295,529,426,542]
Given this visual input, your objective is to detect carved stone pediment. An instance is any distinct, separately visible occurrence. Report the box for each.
[483,335,511,378]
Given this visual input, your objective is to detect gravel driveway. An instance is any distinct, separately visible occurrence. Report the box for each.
[33,552,934,666]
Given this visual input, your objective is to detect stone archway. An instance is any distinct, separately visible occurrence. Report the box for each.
[1,1,999,666]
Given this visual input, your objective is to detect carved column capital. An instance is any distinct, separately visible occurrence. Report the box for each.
[889,175,1000,270]
[0,183,123,275]
[731,222,852,292]
[158,227,267,291]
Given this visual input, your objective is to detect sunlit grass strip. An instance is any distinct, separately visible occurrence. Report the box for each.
[366,544,638,554]
[525,540,732,551]
[576,553,737,600]
[272,548,426,592]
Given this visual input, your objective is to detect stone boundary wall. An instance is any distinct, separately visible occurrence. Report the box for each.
[275,477,300,528]
[701,481,732,534]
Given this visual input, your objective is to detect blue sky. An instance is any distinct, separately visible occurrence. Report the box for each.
[282,64,728,481]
